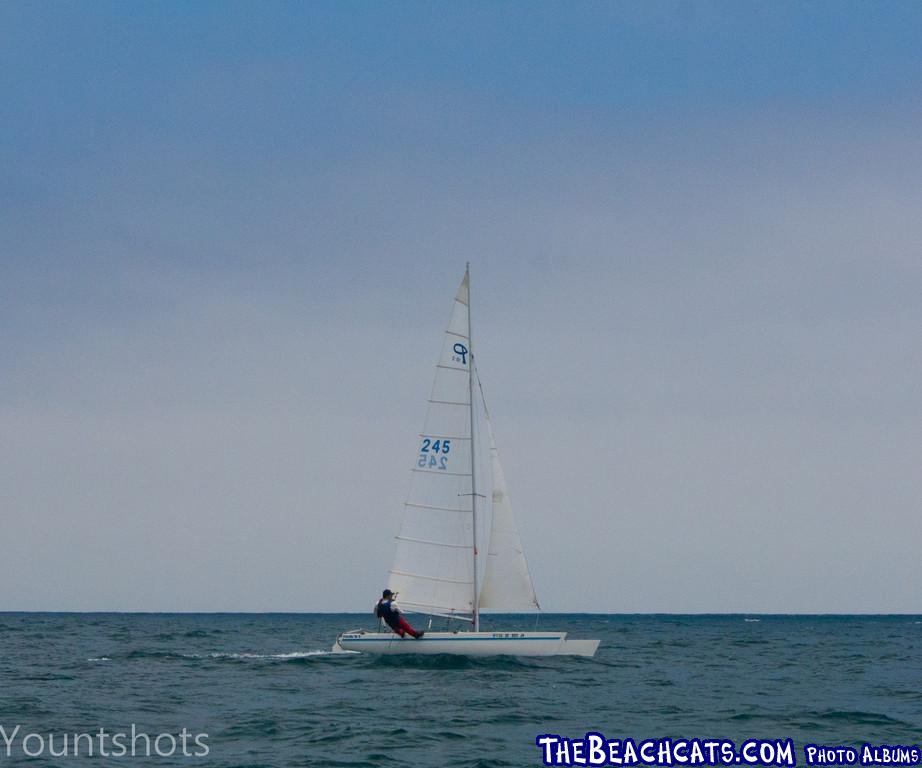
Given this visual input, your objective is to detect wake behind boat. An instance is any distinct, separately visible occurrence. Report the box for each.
[333,266,599,658]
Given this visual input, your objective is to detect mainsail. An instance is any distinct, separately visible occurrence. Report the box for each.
[388,267,540,622]
[388,270,476,617]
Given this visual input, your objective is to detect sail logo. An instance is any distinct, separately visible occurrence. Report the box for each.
[452,343,468,365]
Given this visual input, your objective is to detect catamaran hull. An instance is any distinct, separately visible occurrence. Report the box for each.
[332,630,599,657]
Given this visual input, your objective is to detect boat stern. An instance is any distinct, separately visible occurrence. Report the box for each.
[332,629,368,653]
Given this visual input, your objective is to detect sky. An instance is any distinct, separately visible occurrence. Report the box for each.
[2,1,922,613]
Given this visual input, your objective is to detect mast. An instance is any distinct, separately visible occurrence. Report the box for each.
[467,262,480,632]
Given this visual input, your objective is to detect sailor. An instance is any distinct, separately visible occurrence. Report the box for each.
[374,589,424,639]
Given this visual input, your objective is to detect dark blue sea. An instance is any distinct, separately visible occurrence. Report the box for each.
[1,614,920,767]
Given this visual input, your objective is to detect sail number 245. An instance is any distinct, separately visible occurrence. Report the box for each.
[418,438,450,470]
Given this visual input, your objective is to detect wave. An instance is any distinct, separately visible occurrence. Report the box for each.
[192,651,340,661]
[102,649,346,663]
[365,653,537,670]
[810,709,913,727]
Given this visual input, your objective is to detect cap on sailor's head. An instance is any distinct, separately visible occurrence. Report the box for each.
[382,589,394,598]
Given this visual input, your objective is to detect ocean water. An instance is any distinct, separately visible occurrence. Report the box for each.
[1,613,920,767]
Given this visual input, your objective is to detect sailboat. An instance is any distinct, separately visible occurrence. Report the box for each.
[333,266,599,657]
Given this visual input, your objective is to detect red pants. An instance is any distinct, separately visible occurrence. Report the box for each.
[389,616,422,638]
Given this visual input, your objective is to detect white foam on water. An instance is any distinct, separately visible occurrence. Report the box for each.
[87,657,111,661]
[185,650,345,660]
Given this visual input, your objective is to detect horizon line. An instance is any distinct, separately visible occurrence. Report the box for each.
[1,610,920,617]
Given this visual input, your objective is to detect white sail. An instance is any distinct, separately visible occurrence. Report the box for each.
[387,269,475,617]
[478,415,540,612]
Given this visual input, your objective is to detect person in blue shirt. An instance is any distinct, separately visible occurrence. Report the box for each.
[374,589,424,639]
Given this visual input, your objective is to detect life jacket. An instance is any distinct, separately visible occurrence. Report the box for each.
[375,598,399,626]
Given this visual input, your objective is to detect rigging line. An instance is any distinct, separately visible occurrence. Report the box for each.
[473,356,491,421]
[395,535,473,549]
[404,501,468,513]
[389,569,472,585]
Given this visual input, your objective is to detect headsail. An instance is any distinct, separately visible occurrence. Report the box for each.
[478,409,540,613]
[388,269,475,617]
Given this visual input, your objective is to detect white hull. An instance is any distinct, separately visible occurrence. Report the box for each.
[333,630,599,657]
